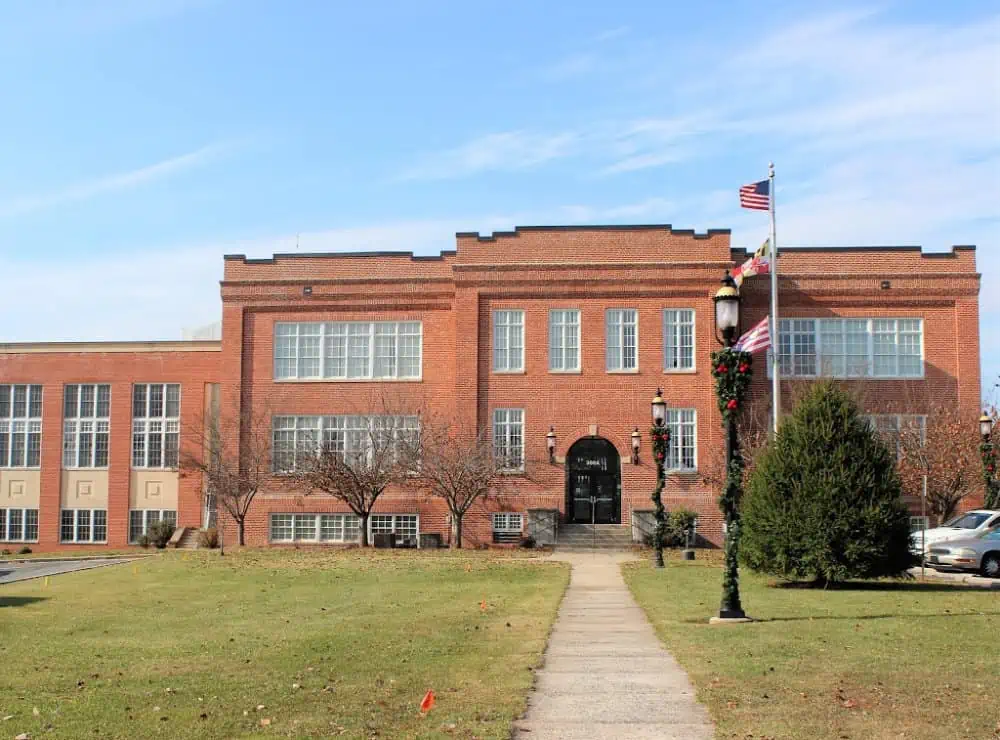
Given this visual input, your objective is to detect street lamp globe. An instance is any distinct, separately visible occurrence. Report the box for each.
[713,273,741,346]
[980,413,993,440]
[651,388,667,427]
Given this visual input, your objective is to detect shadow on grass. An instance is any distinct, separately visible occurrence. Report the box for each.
[680,610,1000,624]
[0,596,49,608]
[772,581,986,592]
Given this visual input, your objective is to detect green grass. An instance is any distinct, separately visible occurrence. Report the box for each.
[624,560,999,740]
[0,549,569,739]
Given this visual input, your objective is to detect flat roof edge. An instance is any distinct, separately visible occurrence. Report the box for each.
[0,340,222,354]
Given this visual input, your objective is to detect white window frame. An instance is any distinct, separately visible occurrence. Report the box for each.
[271,415,420,473]
[771,318,924,379]
[63,384,111,469]
[548,309,581,373]
[131,384,181,469]
[864,414,927,461]
[128,509,177,543]
[492,408,525,472]
[0,507,39,542]
[269,513,363,544]
[369,513,420,545]
[492,513,524,532]
[493,310,525,373]
[0,384,43,469]
[665,409,698,472]
[60,508,107,543]
[662,309,696,372]
[606,309,638,372]
[273,321,423,381]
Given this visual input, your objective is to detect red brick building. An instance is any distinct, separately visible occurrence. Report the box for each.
[0,226,983,551]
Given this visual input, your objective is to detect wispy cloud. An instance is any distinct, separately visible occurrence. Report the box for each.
[397,131,581,181]
[0,141,237,218]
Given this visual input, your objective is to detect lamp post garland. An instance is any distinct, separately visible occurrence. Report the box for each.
[981,413,998,510]
[651,389,671,569]
[712,272,751,621]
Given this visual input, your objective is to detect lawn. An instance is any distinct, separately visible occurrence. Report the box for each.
[624,560,999,740]
[0,549,569,739]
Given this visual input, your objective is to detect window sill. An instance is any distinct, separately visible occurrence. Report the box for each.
[607,369,640,375]
[493,369,526,375]
[0,540,39,544]
[273,377,423,384]
[0,467,42,471]
[131,467,180,472]
[61,467,109,472]
[498,469,527,476]
[548,369,582,375]
[60,541,108,545]
[663,367,697,375]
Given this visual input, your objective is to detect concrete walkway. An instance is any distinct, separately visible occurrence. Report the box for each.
[514,552,714,740]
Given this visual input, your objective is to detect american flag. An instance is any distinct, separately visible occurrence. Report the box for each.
[739,179,770,210]
[735,317,770,354]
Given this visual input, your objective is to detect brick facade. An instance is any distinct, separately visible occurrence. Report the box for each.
[0,226,983,551]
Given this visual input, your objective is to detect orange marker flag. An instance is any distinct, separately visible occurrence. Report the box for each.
[480,598,487,612]
[419,690,435,714]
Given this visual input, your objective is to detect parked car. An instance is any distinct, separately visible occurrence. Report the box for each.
[913,510,1000,553]
[925,529,1000,577]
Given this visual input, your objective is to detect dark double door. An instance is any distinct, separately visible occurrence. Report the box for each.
[566,437,621,524]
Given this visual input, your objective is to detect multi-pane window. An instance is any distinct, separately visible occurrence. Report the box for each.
[269,513,361,543]
[132,384,181,468]
[776,319,923,378]
[665,409,697,471]
[63,385,110,468]
[0,508,39,542]
[370,514,419,545]
[272,415,419,472]
[128,509,177,543]
[493,310,525,372]
[60,509,107,543]
[492,512,523,544]
[663,310,695,371]
[274,321,422,380]
[549,310,580,372]
[0,385,42,468]
[864,414,927,461]
[493,409,524,472]
[606,309,638,371]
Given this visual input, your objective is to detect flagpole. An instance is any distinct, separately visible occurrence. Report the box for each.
[768,162,780,434]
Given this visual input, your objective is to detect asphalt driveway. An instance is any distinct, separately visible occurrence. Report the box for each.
[0,558,135,585]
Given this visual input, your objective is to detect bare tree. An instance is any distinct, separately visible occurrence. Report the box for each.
[181,393,272,549]
[402,413,521,548]
[289,400,418,547]
[895,399,980,523]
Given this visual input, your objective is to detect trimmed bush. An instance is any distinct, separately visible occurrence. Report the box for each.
[17,546,32,555]
[198,528,219,549]
[741,381,915,584]
[664,508,698,548]
[519,535,537,549]
[148,520,176,550]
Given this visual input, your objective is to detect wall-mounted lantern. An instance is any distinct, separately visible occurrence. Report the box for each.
[546,426,557,464]
[630,427,641,465]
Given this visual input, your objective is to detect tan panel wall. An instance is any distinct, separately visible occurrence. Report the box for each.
[0,470,41,509]
[60,470,109,508]
[129,471,179,510]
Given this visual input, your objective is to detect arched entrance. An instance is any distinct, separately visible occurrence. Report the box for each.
[565,437,621,524]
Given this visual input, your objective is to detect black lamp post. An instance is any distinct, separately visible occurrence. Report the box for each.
[713,272,747,621]
[651,389,668,568]
[981,413,998,509]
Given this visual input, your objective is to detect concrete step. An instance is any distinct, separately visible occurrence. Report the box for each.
[173,528,202,550]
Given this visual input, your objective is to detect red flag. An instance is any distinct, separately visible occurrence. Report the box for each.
[480,598,487,612]
[420,690,435,714]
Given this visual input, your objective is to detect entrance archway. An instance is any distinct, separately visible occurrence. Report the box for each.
[565,437,621,524]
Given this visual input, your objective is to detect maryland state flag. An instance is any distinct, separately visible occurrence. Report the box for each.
[732,239,770,288]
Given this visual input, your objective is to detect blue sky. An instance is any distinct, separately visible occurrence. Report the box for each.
[1,0,998,397]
